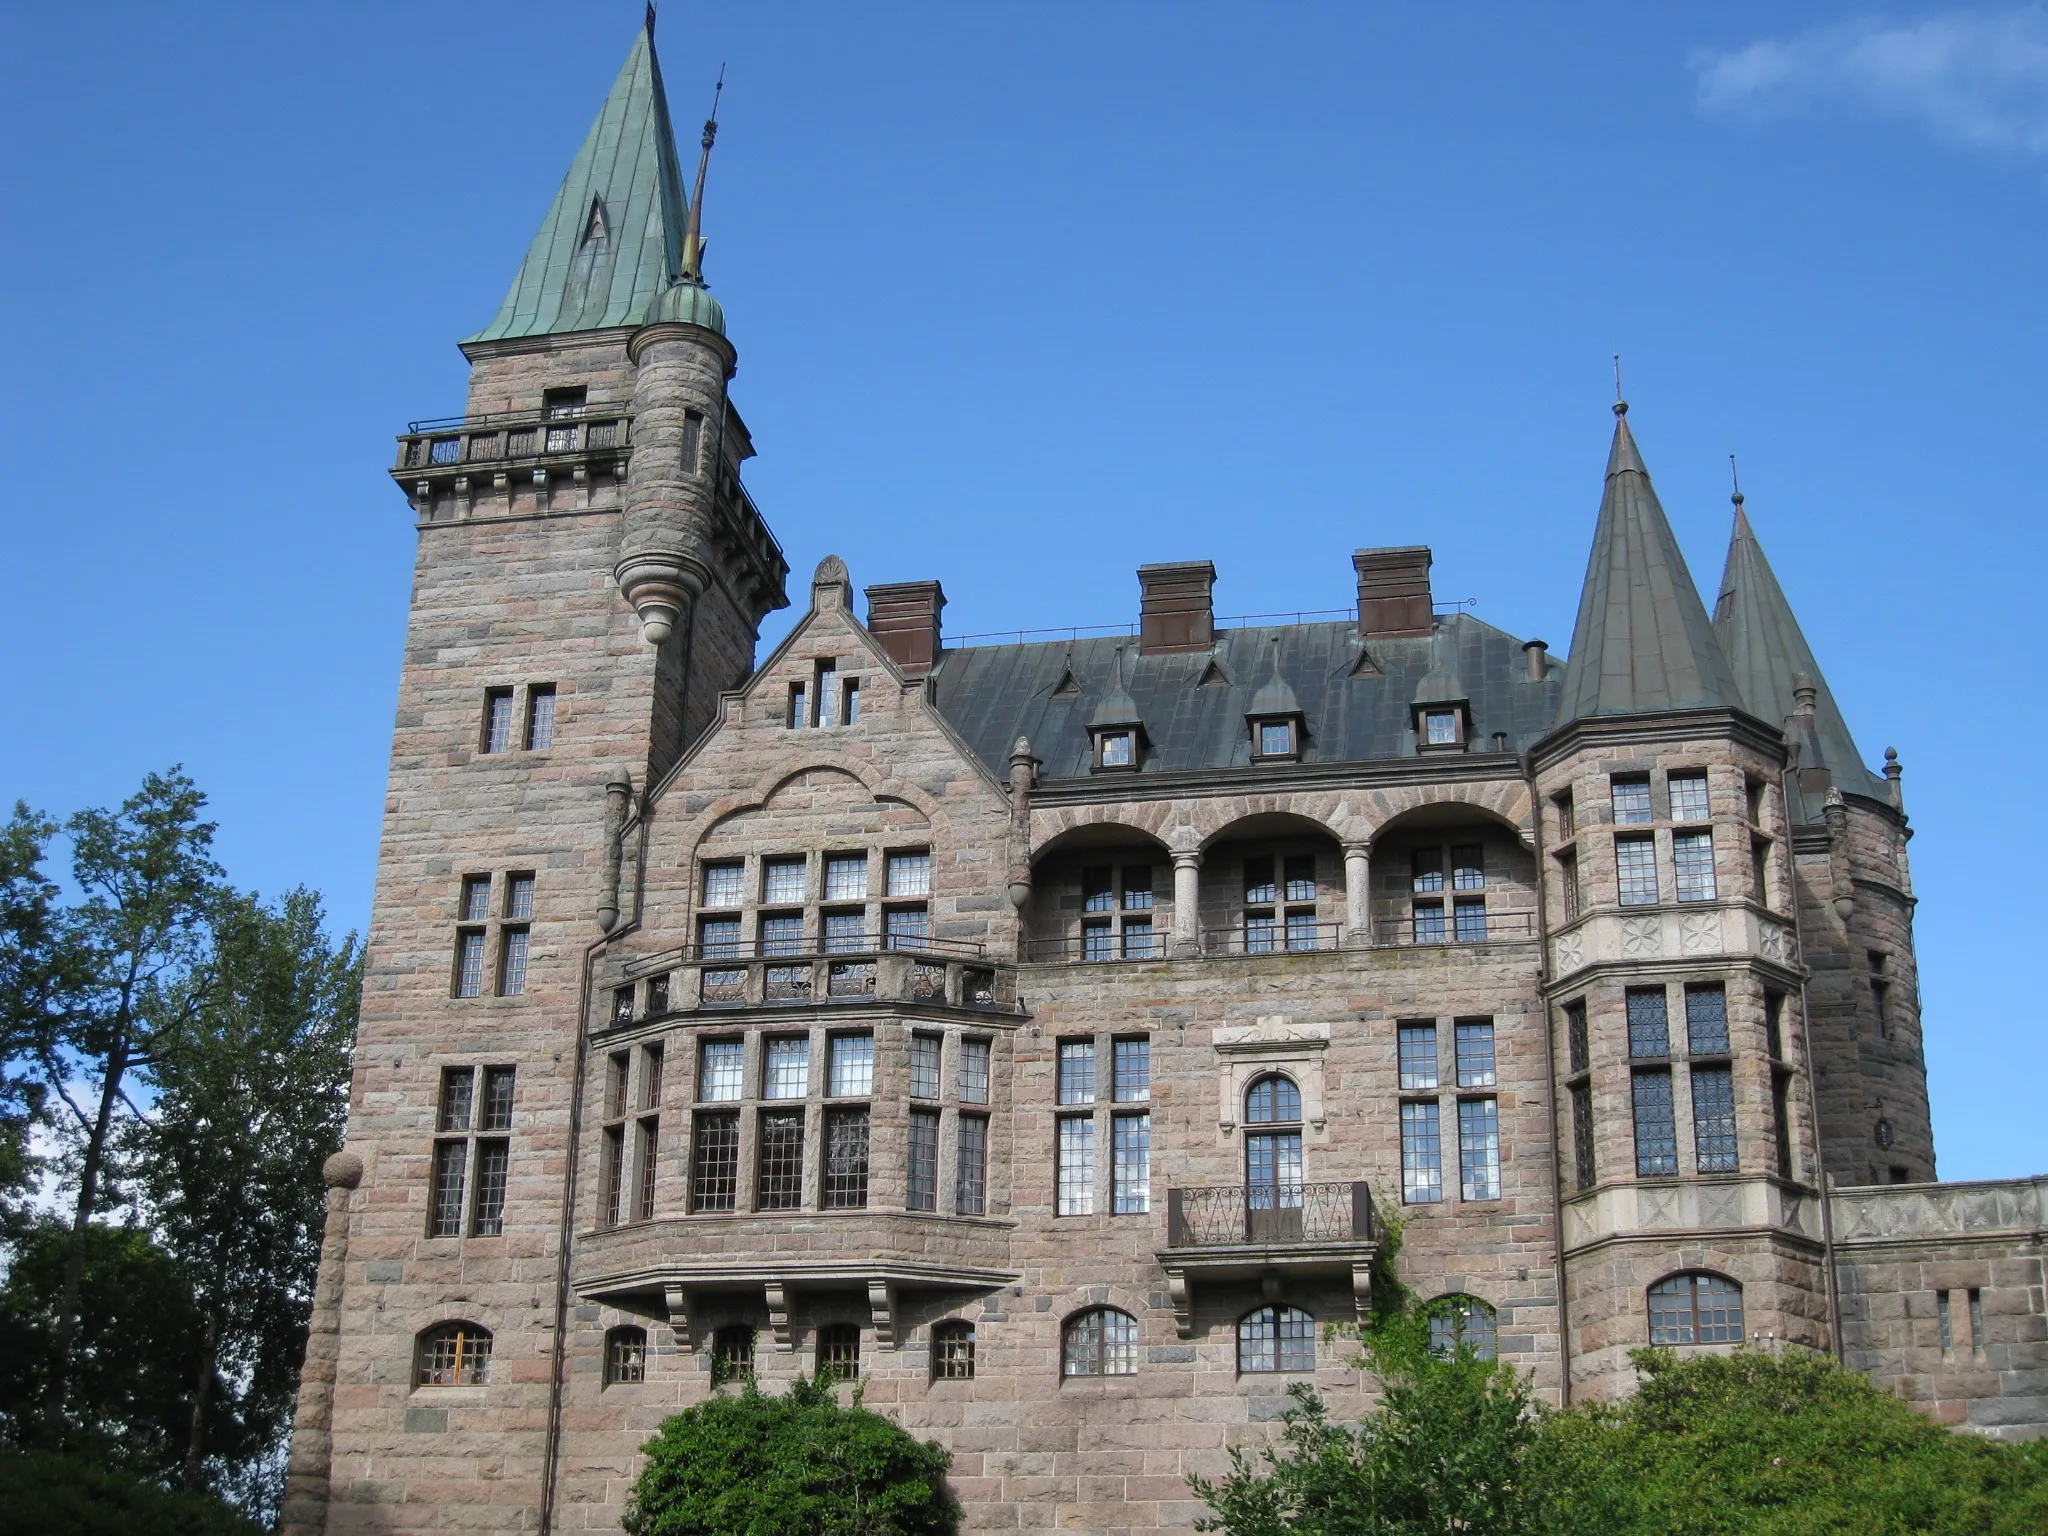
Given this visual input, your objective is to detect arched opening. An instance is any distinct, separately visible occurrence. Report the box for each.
[1366,802,1535,947]
[1425,1295,1497,1361]
[1061,1307,1138,1377]
[1025,823,1173,963]
[1648,1272,1743,1345]
[1200,812,1344,957]
[415,1321,492,1387]
[1237,1305,1316,1374]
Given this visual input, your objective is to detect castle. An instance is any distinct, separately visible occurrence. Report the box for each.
[281,18,2048,1534]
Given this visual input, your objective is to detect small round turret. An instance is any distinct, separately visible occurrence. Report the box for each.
[644,279,726,335]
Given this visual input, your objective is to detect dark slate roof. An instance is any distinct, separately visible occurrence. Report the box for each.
[1554,408,1743,726]
[1714,502,1888,801]
[930,617,1561,781]
[466,21,690,343]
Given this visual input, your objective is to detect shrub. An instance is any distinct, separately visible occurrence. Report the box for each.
[623,1374,956,1536]
[0,1446,267,1536]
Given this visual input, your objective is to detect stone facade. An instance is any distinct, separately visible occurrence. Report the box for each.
[280,20,2047,1536]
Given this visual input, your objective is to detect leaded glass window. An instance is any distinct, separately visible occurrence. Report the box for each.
[1451,845,1485,890]
[1648,1273,1743,1344]
[910,1033,942,1099]
[430,1139,467,1237]
[484,690,515,754]
[1427,1296,1497,1361]
[1058,1040,1096,1105]
[1632,1069,1678,1176]
[1674,830,1716,902]
[884,905,929,951]
[525,687,556,751]
[1402,1100,1443,1204]
[824,853,867,901]
[1113,1038,1150,1102]
[1455,1021,1496,1088]
[758,913,803,957]
[1685,985,1730,1054]
[1612,776,1653,824]
[763,857,807,905]
[690,1112,739,1212]
[1063,1308,1137,1376]
[1616,835,1659,905]
[462,875,491,923]
[1238,1305,1316,1373]
[498,928,529,996]
[1057,1116,1095,1215]
[1692,1065,1739,1174]
[823,911,866,953]
[1453,898,1487,942]
[886,851,932,897]
[701,862,744,908]
[757,1110,805,1209]
[1669,772,1710,823]
[764,1037,809,1100]
[1458,1098,1501,1201]
[1412,848,1445,893]
[956,1114,988,1215]
[1113,1112,1150,1213]
[1412,901,1446,943]
[1571,1081,1596,1189]
[957,1039,991,1104]
[1627,988,1670,1058]
[698,1040,744,1102]
[456,931,486,997]
[828,1034,874,1097]
[907,1109,940,1212]
[472,1139,509,1235]
[1399,1023,1439,1091]
[699,916,742,961]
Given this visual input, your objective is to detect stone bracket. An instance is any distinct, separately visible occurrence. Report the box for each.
[1166,1272,1193,1339]
[764,1282,793,1351]
[663,1284,693,1352]
[868,1280,899,1350]
[1351,1263,1374,1327]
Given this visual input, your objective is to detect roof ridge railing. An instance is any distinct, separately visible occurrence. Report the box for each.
[946,602,1482,648]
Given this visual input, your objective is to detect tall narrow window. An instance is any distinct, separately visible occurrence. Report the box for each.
[1871,976,1892,1039]
[1611,776,1653,824]
[1398,1023,1439,1091]
[472,1137,509,1236]
[462,875,492,923]
[1565,1000,1589,1076]
[430,1138,468,1238]
[483,689,515,753]
[1938,1289,1954,1351]
[635,1116,659,1220]
[679,407,704,474]
[1401,1101,1444,1204]
[1555,792,1575,839]
[1691,1066,1738,1174]
[842,676,860,723]
[910,1034,942,1100]
[601,1126,626,1227]
[957,1039,991,1105]
[815,662,840,727]
[1458,1098,1501,1201]
[1057,1040,1096,1105]
[482,1065,516,1130]
[823,1108,870,1208]
[1559,853,1580,921]
[498,925,529,997]
[1113,1038,1151,1102]
[757,1111,805,1209]
[525,685,556,750]
[907,1109,940,1212]
[455,930,486,998]
[1673,830,1716,902]
[1454,1021,1496,1087]
[788,682,809,729]
[1057,1117,1095,1215]
[1668,772,1710,823]
[1570,1081,1596,1190]
[691,1112,740,1212]
[1970,1290,1985,1353]
[1771,1071,1794,1178]
[1113,1112,1151,1214]
[1244,1075,1304,1221]
[1685,985,1730,1054]
[1627,988,1670,1058]
[1632,1070,1678,1176]
[1616,835,1659,905]
[956,1114,988,1215]
[1764,992,1786,1060]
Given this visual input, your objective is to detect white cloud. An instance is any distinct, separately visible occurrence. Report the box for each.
[1693,8,2048,156]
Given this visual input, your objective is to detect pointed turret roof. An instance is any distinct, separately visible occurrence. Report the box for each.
[1554,405,1742,726]
[1714,498,1887,800]
[466,19,691,343]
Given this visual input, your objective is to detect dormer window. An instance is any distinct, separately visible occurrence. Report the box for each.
[1423,710,1459,746]
[1252,718,1299,760]
[1097,730,1136,770]
[1414,702,1468,751]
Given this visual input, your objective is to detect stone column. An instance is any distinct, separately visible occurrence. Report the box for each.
[279,1149,364,1536]
[1343,841,1373,946]
[1171,852,1203,958]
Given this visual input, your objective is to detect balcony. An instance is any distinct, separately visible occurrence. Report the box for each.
[393,404,633,521]
[601,937,1010,1028]
[1158,1181,1381,1337]
[1024,912,1537,964]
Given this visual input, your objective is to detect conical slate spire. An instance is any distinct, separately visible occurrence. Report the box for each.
[1554,405,1742,726]
[466,18,691,342]
[1714,498,1887,799]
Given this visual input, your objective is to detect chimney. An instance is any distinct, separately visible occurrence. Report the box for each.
[1137,561,1216,654]
[865,580,946,676]
[1353,546,1433,639]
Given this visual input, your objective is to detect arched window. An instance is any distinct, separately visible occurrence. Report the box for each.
[1237,1305,1316,1374]
[710,1324,755,1379]
[817,1322,862,1380]
[605,1325,647,1385]
[1244,1075,1304,1237]
[1425,1295,1497,1361]
[1648,1273,1744,1345]
[416,1322,492,1386]
[1062,1308,1138,1377]
[932,1320,976,1380]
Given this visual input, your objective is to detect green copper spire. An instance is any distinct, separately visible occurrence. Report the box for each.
[1553,402,1743,726]
[466,16,693,343]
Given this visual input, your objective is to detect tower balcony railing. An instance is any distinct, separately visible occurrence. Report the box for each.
[395,404,633,471]
[599,936,1006,1027]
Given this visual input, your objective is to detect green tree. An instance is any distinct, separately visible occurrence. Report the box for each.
[623,1375,957,1536]
[126,886,359,1512]
[26,771,224,1429]
[1192,1301,1547,1536]
[0,805,65,1214]
[0,1445,266,1536]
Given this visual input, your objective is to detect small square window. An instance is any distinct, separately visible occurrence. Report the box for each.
[1121,866,1154,909]
[824,854,868,901]
[764,858,807,905]
[1451,846,1484,891]
[1611,776,1653,825]
[701,862,744,908]
[1412,848,1444,893]
[1082,918,1114,961]
[1668,772,1710,823]
[1423,709,1460,745]
[823,910,867,953]
[1283,856,1316,903]
[699,916,742,960]
[760,913,803,957]
[886,852,932,898]
[1244,858,1277,905]
[1411,901,1445,943]
[1098,731,1133,767]
[1256,720,1295,757]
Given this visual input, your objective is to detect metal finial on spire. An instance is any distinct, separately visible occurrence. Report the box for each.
[645,2,656,36]
[678,65,724,284]
[1612,354,1627,417]
[1730,453,1744,507]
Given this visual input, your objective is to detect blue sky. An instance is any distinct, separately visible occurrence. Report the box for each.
[3,3,2043,1179]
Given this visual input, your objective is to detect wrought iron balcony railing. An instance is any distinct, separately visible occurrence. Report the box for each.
[395,404,633,470]
[1166,1181,1377,1248]
[1025,912,1537,964]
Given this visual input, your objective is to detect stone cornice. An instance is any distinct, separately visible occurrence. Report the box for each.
[1531,706,1788,772]
[1030,750,1524,806]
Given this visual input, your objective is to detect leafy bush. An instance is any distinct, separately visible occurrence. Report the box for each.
[0,1446,267,1536]
[623,1374,956,1536]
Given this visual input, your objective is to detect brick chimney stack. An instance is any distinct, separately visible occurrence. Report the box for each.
[1353,546,1434,639]
[864,581,946,676]
[1136,561,1217,654]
